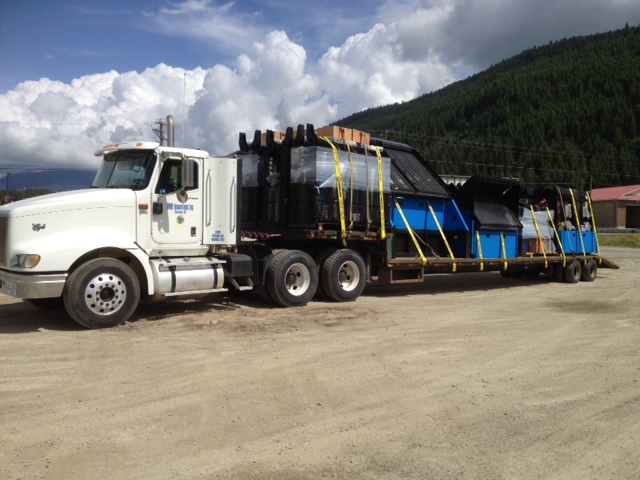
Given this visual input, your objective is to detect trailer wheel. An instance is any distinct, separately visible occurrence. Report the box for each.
[581,259,597,282]
[266,250,318,307]
[321,249,367,302]
[554,264,565,282]
[63,258,140,329]
[563,260,582,284]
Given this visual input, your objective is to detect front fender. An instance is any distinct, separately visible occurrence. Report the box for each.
[12,226,140,272]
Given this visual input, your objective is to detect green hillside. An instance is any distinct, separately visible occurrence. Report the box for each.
[338,25,640,189]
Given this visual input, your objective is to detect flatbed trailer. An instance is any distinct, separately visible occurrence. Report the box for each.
[236,124,617,296]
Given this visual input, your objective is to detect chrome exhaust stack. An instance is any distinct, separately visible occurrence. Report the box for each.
[166,115,175,147]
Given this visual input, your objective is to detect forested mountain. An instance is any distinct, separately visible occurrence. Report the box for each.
[338,25,640,189]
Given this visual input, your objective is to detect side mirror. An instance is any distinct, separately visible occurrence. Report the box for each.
[182,158,195,189]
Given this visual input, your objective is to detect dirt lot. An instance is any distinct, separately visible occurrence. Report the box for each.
[1,247,638,480]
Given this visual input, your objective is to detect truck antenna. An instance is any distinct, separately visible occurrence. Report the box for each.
[181,72,187,152]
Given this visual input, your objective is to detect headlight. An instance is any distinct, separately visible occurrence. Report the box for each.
[11,254,41,268]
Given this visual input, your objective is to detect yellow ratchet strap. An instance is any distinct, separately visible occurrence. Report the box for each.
[428,201,456,272]
[346,142,355,230]
[475,231,485,271]
[320,136,347,246]
[374,146,386,240]
[569,188,587,259]
[530,206,548,269]
[364,146,371,228]
[500,231,508,271]
[393,198,427,266]
[586,191,601,260]
[546,207,566,267]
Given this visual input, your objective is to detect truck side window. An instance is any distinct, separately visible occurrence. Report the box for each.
[156,160,198,194]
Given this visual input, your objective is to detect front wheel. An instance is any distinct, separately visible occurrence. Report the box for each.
[320,249,367,302]
[266,250,318,307]
[63,258,140,329]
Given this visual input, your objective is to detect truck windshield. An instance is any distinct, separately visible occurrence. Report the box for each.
[92,150,157,190]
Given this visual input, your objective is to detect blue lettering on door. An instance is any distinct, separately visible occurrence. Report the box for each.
[211,230,225,242]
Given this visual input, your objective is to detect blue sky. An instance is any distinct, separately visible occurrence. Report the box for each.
[0,0,383,93]
[1,0,639,174]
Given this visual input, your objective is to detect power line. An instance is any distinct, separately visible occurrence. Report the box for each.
[384,129,636,164]
[380,129,640,184]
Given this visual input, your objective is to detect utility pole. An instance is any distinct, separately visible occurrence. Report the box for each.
[151,119,167,145]
[3,172,10,204]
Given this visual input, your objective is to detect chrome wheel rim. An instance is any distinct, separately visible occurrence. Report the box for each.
[84,272,127,315]
[284,263,311,296]
[338,260,360,292]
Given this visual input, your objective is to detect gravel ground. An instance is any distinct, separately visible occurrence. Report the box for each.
[1,246,638,480]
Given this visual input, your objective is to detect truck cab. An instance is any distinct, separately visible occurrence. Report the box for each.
[0,141,244,328]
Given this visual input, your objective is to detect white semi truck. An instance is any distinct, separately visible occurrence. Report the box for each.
[0,117,614,328]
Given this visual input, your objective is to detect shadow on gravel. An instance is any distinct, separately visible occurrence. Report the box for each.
[363,271,554,297]
[0,293,261,334]
[133,294,252,323]
[0,301,81,333]
[0,274,554,333]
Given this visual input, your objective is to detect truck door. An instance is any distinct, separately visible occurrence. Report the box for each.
[151,158,202,245]
[203,157,239,247]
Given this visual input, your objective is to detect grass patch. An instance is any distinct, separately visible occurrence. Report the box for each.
[597,234,640,249]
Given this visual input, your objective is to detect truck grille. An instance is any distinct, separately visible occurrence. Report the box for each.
[0,216,7,265]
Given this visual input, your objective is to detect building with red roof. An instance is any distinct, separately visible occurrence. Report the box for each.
[590,185,640,228]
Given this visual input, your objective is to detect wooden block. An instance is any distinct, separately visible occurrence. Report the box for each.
[261,131,287,143]
[317,126,351,141]
[351,129,371,145]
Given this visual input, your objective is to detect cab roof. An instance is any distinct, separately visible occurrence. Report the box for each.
[94,142,209,158]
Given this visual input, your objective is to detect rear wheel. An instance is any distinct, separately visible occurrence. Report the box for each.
[581,259,597,282]
[266,250,318,307]
[320,249,366,302]
[63,258,140,329]
[563,260,582,284]
[256,252,279,305]
[314,248,338,299]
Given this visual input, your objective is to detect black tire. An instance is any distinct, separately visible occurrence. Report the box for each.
[581,259,597,282]
[554,264,565,282]
[500,270,522,279]
[266,250,318,307]
[257,284,275,304]
[256,252,278,305]
[563,260,582,284]
[314,248,338,299]
[320,249,367,302]
[25,297,65,309]
[63,258,140,329]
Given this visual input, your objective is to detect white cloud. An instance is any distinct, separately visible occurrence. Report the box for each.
[379,0,640,74]
[0,22,454,170]
[143,0,264,56]
[319,23,454,111]
[1,0,638,173]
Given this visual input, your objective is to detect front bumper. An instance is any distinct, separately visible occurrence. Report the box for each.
[0,269,67,299]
